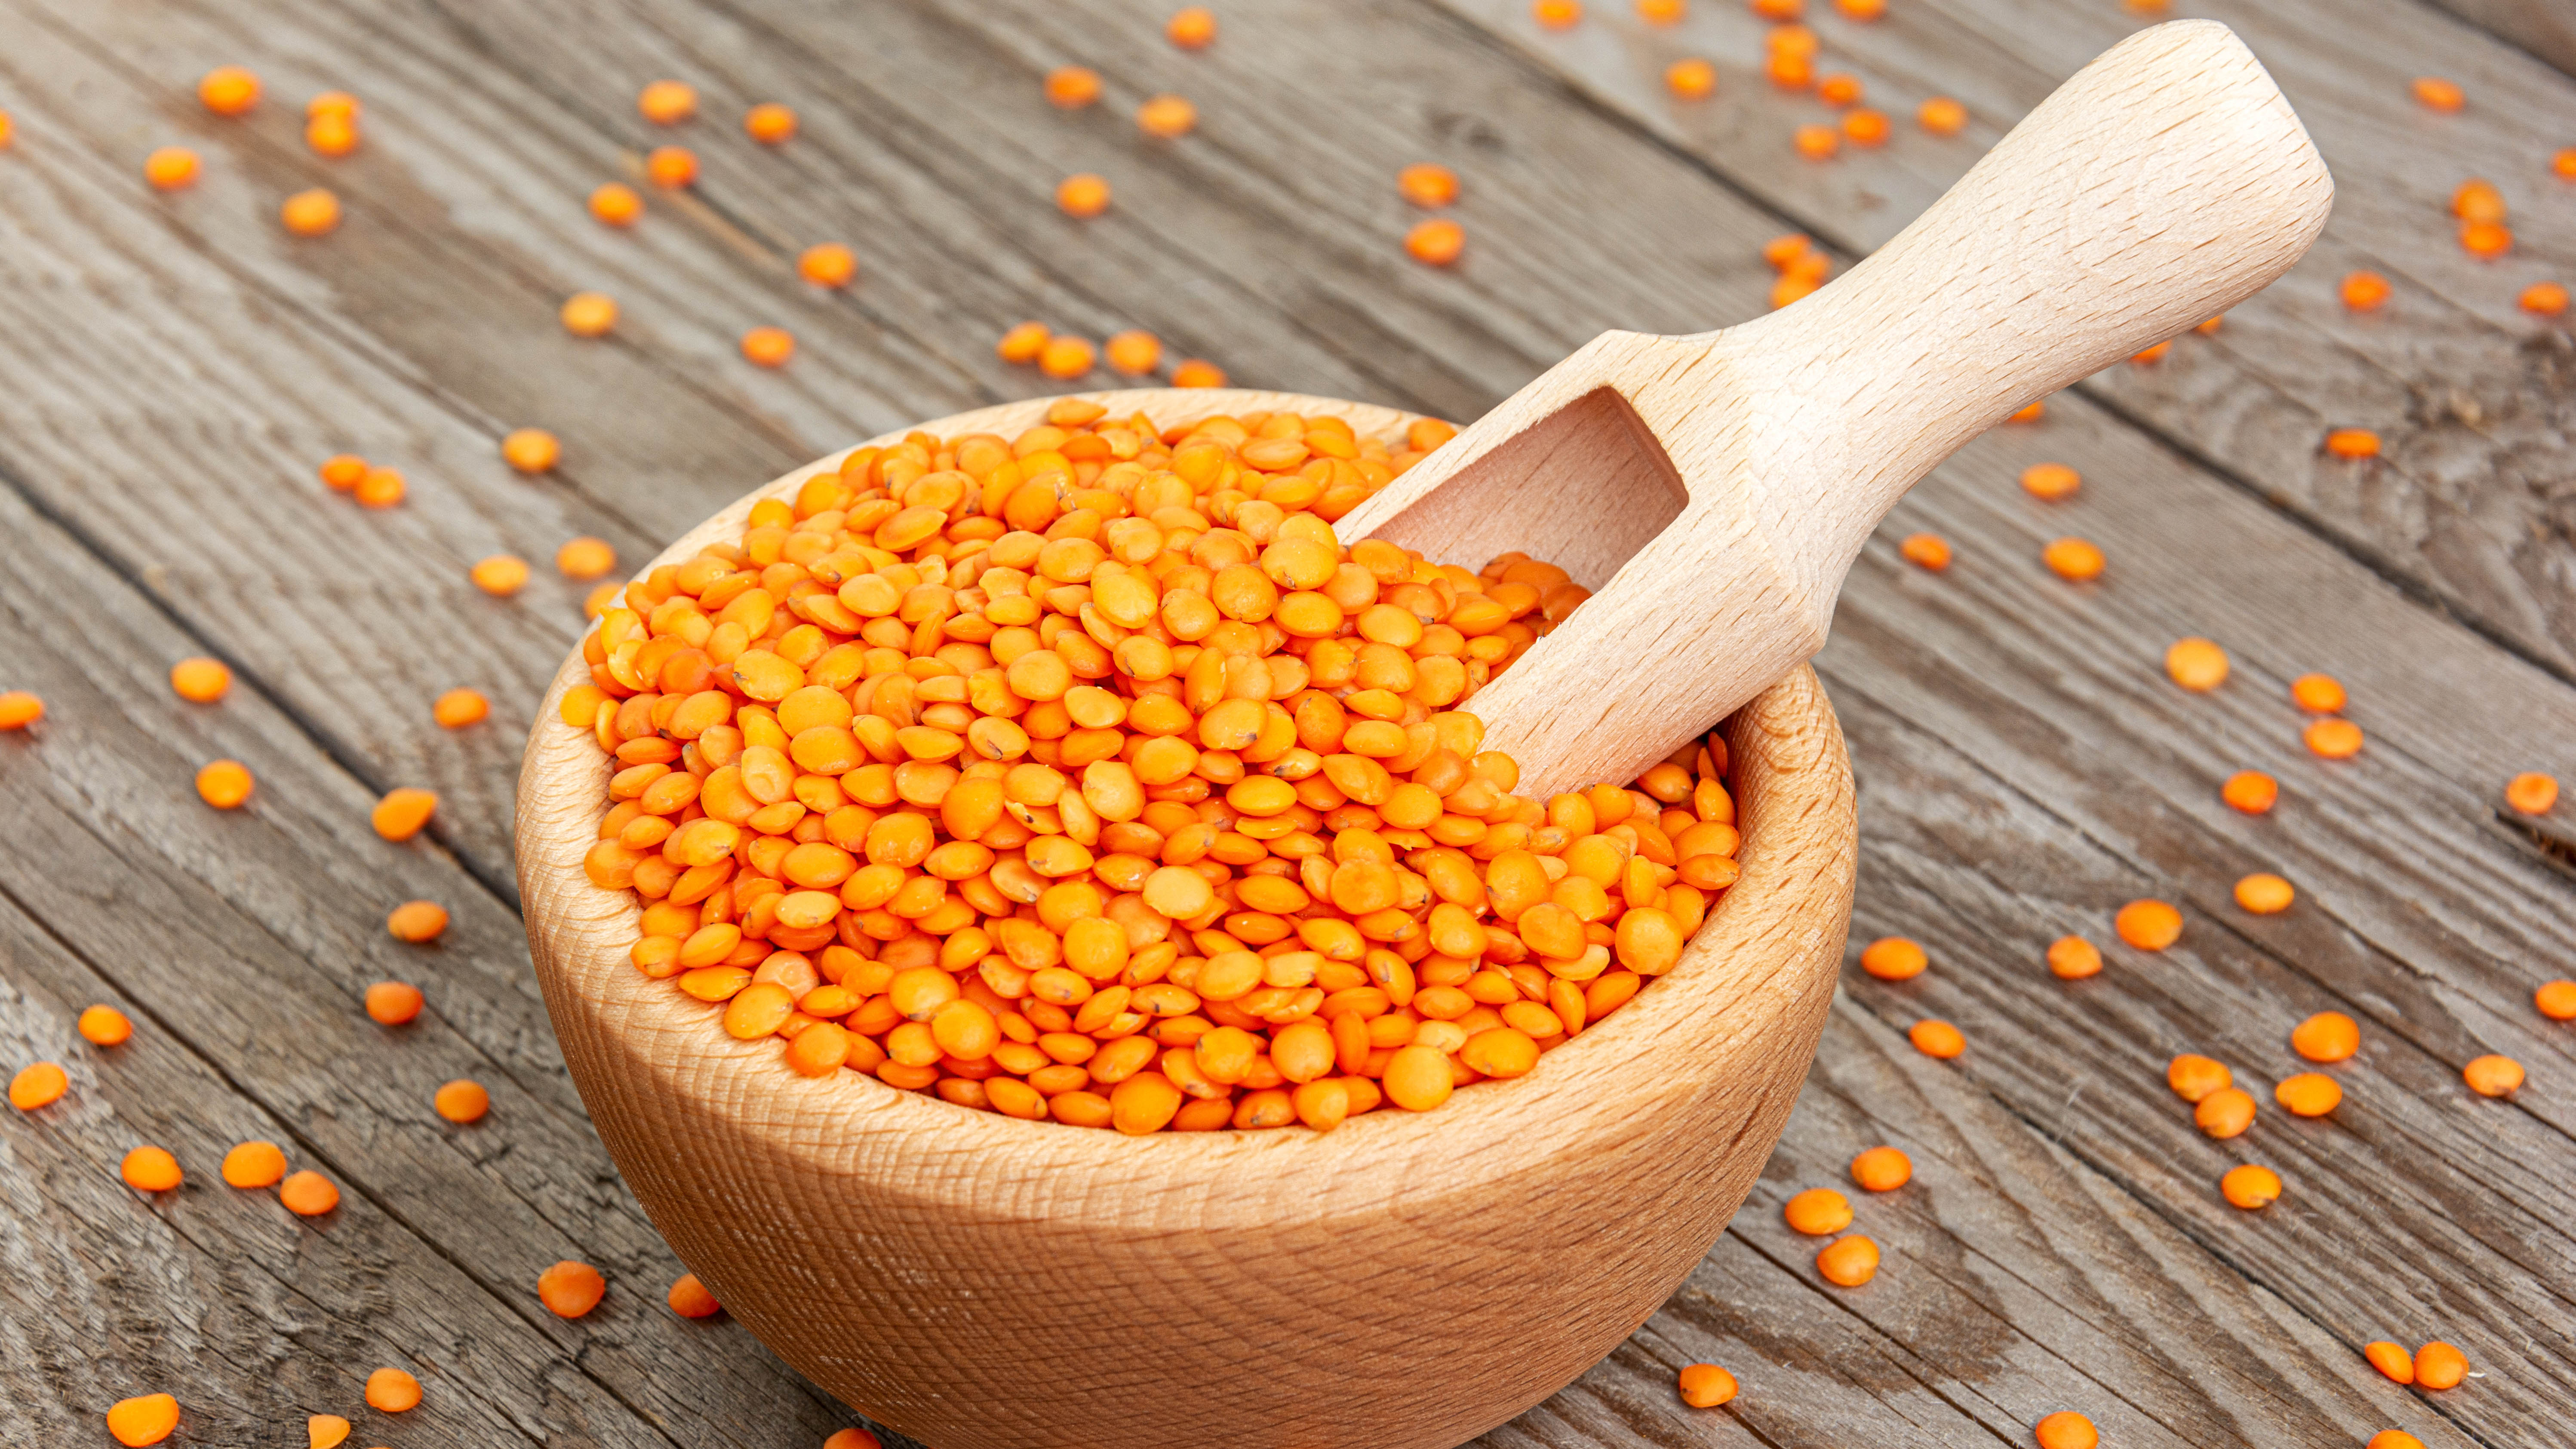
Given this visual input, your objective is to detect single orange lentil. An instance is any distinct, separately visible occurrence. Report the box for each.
[2220,1163,2281,1210]
[1677,1362,1737,1407]
[10,1062,68,1111]
[1918,96,1967,135]
[281,188,341,237]
[2459,220,2512,258]
[1771,272,1822,309]
[1044,67,1101,108]
[667,1271,722,1318]
[540,1259,608,1318]
[2339,271,2392,311]
[1850,1146,1911,1191]
[2010,400,2045,423]
[432,687,489,729]
[354,466,406,508]
[493,430,562,480]
[2042,538,2104,581]
[2167,1054,2232,1104]
[2364,1341,2414,1384]
[80,1006,134,1046]
[2195,1086,2256,1138]
[144,147,202,190]
[2131,340,2172,364]
[799,243,857,288]
[2413,1341,2467,1391]
[556,537,617,580]
[1534,0,1583,27]
[1909,1019,1964,1059]
[1899,533,1951,570]
[2453,178,2506,222]
[373,787,439,840]
[1406,218,1465,266]
[305,111,359,157]
[2534,979,2576,1020]
[1168,6,1217,46]
[2234,872,2293,915]
[221,1140,287,1188]
[1638,0,1686,22]
[744,102,796,144]
[1137,94,1198,138]
[2115,899,2182,951]
[2462,1053,2524,1096]
[320,454,369,491]
[1816,1234,1879,1286]
[740,326,795,368]
[2290,1011,2359,1063]
[199,65,262,117]
[2223,770,2279,814]
[1666,58,1717,99]
[2032,1411,2097,1449]
[1105,330,1162,375]
[364,1367,421,1412]
[1170,357,1226,387]
[1038,335,1097,380]
[2411,77,2464,111]
[0,111,10,148]
[2303,718,2364,760]
[309,87,360,118]
[434,1079,492,1123]
[470,554,531,596]
[1835,0,1884,15]
[1793,123,1839,160]
[1783,1187,1854,1235]
[1766,52,1814,89]
[1752,0,1804,18]
[387,899,450,942]
[1859,936,1927,981]
[996,321,1050,364]
[2165,637,2229,691]
[1817,73,1863,107]
[170,656,232,702]
[646,145,697,188]
[2324,428,2381,460]
[824,1431,882,1449]
[588,182,643,226]
[2275,1072,2342,1117]
[1056,172,1110,218]
[561,292,618,337]
[106,1393,181,1447]
[1398,163,1459,208]
[2505,772,2560,814]
[308,1412,351,1449]
[638,80,697,124]
[122,1145,182,1192]
[2287,673,2346,713]
[196,760,255,809]
[2046,935,2103,980]
[2020,462,2080,500]
[1841,109,1890,147]
[2522,282,2570,317]
[279,1169,340,1216]
[2558,147,2576,179]
[0,690,45,731]
[364,981,424,1025]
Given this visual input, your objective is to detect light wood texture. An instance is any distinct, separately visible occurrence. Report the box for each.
[515,388,1858,1449]
[1341,20,2331,799]
[3,0,2570,1444]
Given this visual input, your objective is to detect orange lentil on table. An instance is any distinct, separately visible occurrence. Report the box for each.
[320,454,369,491]
[365,1367,421,1412]
[1171,358,1227,388]
[1105,332,1162,377]
[306,111,360,158]
[281,188,341,237]
[2221,769,2278,814]
[2323,428,2382,459]
[145,147,201,190]
[2041,537,2103,581]
[2275,1072,2342,1117]
[2020,462,2079,500]
[2462,1053,2524,1096]
[1850,1145,1911,1191]
[2413,1341,2467,1390]
[646,145,698,188]
[1677,1361,1737,1407]
[2523,282,2570,316]
[570,402,1728,1132]
[1793,123,1839,159]
[1898,532,1950,570]
[2195,1086,2256,1138]
[1918,96,1967,135]
[2290,1010,2358,1062]
[356,466,407,507]
[200,65,261,115]
[1137,94,1198,138]
[1836,0,1884,14]
[1533,0,1583,26]
[2303,718,2363,760]
[365,981,424,1025]
[1909,1019,1964,1058]
[1168,5,1217,46]
[106,1393,181,1447]
[434,1078,492,1123]
[800,243,858,288]
[10,1061,68,1110]
[280,1169,340,1216]
[1768,52,1813,89]
[825,1431,883,1449]
[2459,220,2511,257]
[559,538,619,580]
[2411,76,2464,111]
[1859,935,1926,980]
[388,899,451,941]
[2504,771,2558,814]
[1056,173,1110,218]
[374,787,439,840]
[2115,899,2180,949]
[222,1140,288,1188]
[171,656,232,702]
[309,1412,352,1449]
[1038,335,1097,380]
[1045,67,1101,108]
[79,1006,133,1046]
[0,689,44,729]
[2558,147,2576,178]
[539,1259,608,1318]
[745,102,797,144]
[2289,672,2346,713]
[590,182,644,226]
[309,90,361,120]
[2364,1340,2414,1384]
[1816,73,1861,107]
[1783,1187,1854,1234]
[2535,978,2576,1020]
[2234,872,2293,914]
[501,429,563,477]
[2032,1410,2097,1449]
[2338,271,2391,311]
[472,554,532,596]
[639,79,697,124]
[2220,1163,2281,1209]
[434,687,490,729]
[1405,218,1465,266]
[996,322,1052,365]
[1841,109,1891,146]
[562,292,619,337]
[742,327,796,368]
[122,1145,182,1192]
[1638,0,1685,21]
[1398,163,1459,208]
[2369,1434,2428,1449]
[1752,0,1803,18]
[1816,1234,1879,1286]
[2167,1053,2231,1103]
[1666,59,1717,99]
[197,760,255,809]
[2164,637,2228,691]
[2046,935,2102,980]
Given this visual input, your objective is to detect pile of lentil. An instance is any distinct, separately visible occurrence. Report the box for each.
[562,399,1743,1135]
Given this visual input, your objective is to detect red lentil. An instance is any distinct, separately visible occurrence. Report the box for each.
[2504,771,2558,814]
[668,1271,722,1317]
[1909,1019,1964,1058]
[2364,1340,2414,1384]
[2234,872,2293,914]
[1137,95,1198,138]
[2303,718,2364,760]
[2164,637,2228,691]
[1850,1146,1911,1191]
[364,981,424,1025]
[1677,1362,1737,1407]
[79,1006,133,1046]
[1817,73,1862,107]
[309,1412,351,1448]
[355,466,406,508]
[107,1393,181,1447]
[1783,1187,1853,1234]
[2020,463,2080,500]
[647,145,697,188]
[472,555,531,596]
[1104,332,1162,377]
[2368,1434,2426,1449]
[2010,400,2044,423]
[1841,109,1891,146]
[1898,533,1950,570]
[996,322,1051,365]
[2339,271,2391,311]
[10,1061,68,1110]
[320,454,369,491]
[1793,124,1839,159]
[1752,0,1804,18]
[825,1431,883,1449]
[434,688,490,729]
[1398,163,1459,208]
[540,1259,608,1317]
[171,656,232,702]
[1816,1234,1878,1286]
[745,102,797,145]
[2221,770,2278,814]
[145,147,201,190]
[197,760,255,809]
[2046,935,2102,979]
[1406,219,1465,265]
[364,1367,421,1412]
[2524,283,2570,316]
[1038,335,1097,379]
[279,1169,340,1216]
[2411,77,2464,112]
[2167,1054,2231,1103]
[562,292,618,338]
[2291,1011,2358,1062]
[122,1145,182,1192]
[1168,6,1217,47]
[2115,899,2181,950]
[1918,96,1967,135]
[2459,220,2511,258]
[373,788,438,840]
[2413,1341,2466,1390]
[2536,979,2576,1020]
[388,899,450,941]
[2195,1086,2255,1138]
[2462,1053,2523,1096]
[0,690,41,730]
[1638,0,1685,22]
[1534,0,1583,27]
[2220,1163,2280,1209]
[281,188,341,237]
[434,1079,492,1123]
[1836,0,1884,15]
[639,80,697,124]
[2274,1072,2341,1117]
[1045,68,1101,108]
[590,183,644,226]
[800,244,858,289]
[1859,936,1926,980]
[2132,340,2172,364]
[306,111,360,158]
[2289,673,2346,712]
[2033,1411,2097,1449]
[2323,428,2381,460]
[2042,538,2104,581]
[1056,174,1111,219]
[1666,59,1717,99]
[221,1141,286,1188]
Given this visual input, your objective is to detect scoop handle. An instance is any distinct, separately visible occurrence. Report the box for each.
[1717,18,2332,583]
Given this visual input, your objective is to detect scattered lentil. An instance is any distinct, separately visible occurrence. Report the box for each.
[2289,673,2346,713]
[1816,1234,1879,1286]
[1859,935,1927,980]
[562,292,619,337]
[1534,0,1584,27]
[1639,0,1685,22]
[306,111,360,158]
[122,1145,182,1192]
[1836,0,1884,15]
[1677,1362,1737,1407]
[2462,1053,2523,1096]
[1137,95,1198,138]
[1841,109,1890,146]
[1171,358,1228,388]
[281,188,341,237]
[1168,6,1217,46]
[1898,533,1950,570]
[1909,1019,1964,1058]
[1038,335,1097,379]
[1398,163,1459,207]
[2132,340,2172,363]
[144,147,201,190]
[2222,770,2278,814]
[2459,220,2511,257]
[1056,173,1110,218]
[2041,538,2104,581]
[2033,1411,2097,1449]
[364,1367,421,1412]
[2413,1341,2466,1391]
[540,1259,609,1317]
[646,145,698,188]
[996,322,1051,364]
[2364,1341,2414,1384]
[2504,771,2558,814]
[433,688,490,729]
[2339,271,2391,311]
[2290,1010,2358,1062]
[2323,428,2381,459]
[388,899,450,942]
[2010,400,2044,423]
[590,183,644,226]
[79,1006,133,1046]
[2410,77,2464,112]
[472,555,532,596]
[373,788,439,840]
[1918,96,1967,134]
[2303,718,2364,760]
[171,657,232,702]
[11,1061,69,1110]
[321,454,369,491]
[2167,1053,2231,1103]
[198,67,261,116]
[106,1393,181,1447]
[2114,899,2181,950]
[639,80,697,124]
[356,466,406,508]
[1784,1187,1854,1235]
[2234,872,2293,914]
[434,1079,492,1123]
[2164,637,2228,691]
[1850,1146,1911,1191]
[2275,1072,2342,1117]
[309,1413,351,1449]
[2195,1086,2256,1138]
[1045,67,1101,108]
[2368,1434,2426,1449]
[800,243,858,288]
[2523,282,2570,316]
[364,981,424,1025]
[2046,935,2102,979]
[1406,218,1465,265]
[1817,73,1862,107]
[280,1169,340,1216]
[2220,1163,2281,1209]
[221,1141,287,1188]
[825,1432,882,1449]
[2535,979,2576,1020]
[197,760,255,809]
[1793,123,1839,159]
[1666,59,1717,99]
[745,102,797,144]
[2020,462,2079,500]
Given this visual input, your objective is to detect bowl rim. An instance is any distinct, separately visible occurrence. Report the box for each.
[516,387,1854,1226]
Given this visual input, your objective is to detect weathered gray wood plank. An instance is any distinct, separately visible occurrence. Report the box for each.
[2428,0,2576,79]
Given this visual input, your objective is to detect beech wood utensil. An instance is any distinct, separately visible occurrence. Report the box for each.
[517,21,2327,1449]
[1337,17,2331,799]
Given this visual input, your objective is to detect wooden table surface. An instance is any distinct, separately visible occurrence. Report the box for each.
[3,0,2571,1445]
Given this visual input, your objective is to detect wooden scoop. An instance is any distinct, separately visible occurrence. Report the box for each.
[1337,18,2331,799]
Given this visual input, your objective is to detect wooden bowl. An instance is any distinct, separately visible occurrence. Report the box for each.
[516,389,1857,1449]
